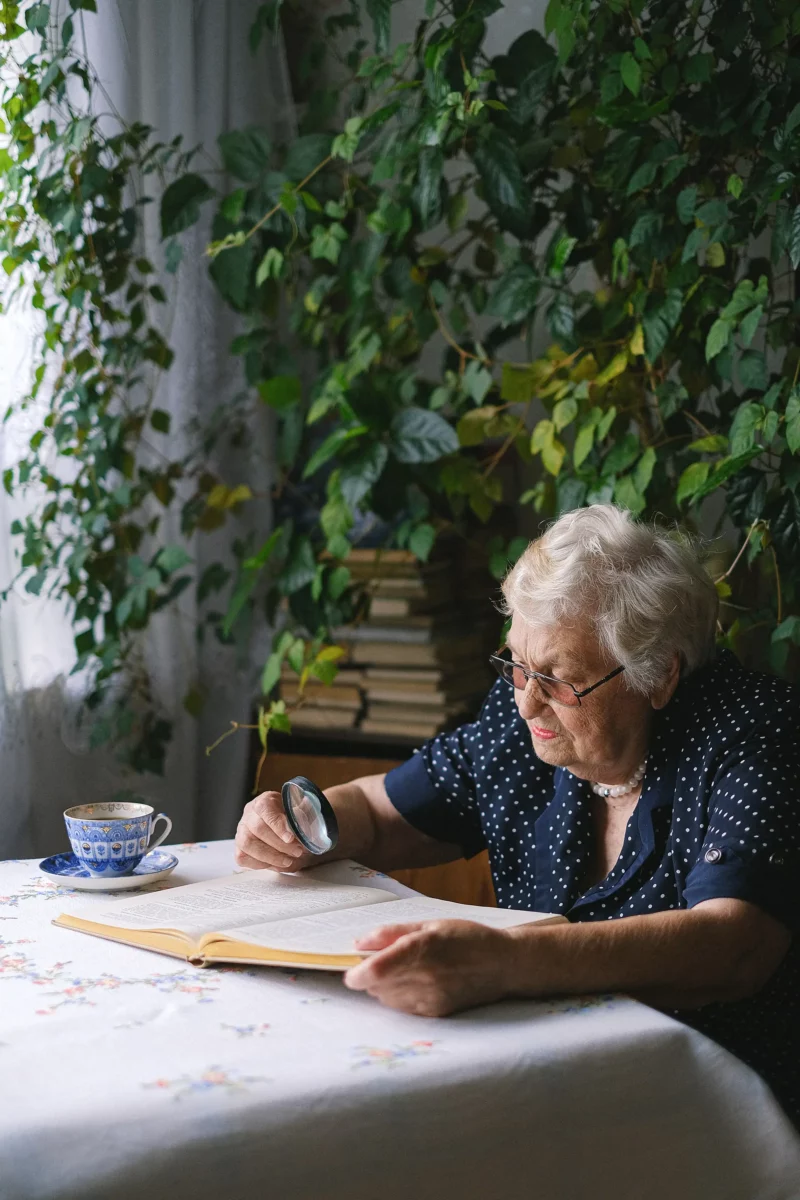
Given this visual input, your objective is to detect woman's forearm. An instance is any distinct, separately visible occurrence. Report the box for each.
[503,899,791,1009]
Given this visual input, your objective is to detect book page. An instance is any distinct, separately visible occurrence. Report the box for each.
[67,870,400,941]
[213,895,562,958]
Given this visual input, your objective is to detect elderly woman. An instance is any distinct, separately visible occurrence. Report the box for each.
[235,504,799,1124]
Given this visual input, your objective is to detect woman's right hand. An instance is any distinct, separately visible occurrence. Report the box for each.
[234,791,315,872]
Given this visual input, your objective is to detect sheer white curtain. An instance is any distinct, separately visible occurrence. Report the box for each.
[0,0,293,857]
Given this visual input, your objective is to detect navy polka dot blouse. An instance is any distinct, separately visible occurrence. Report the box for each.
[384,649,799,1124]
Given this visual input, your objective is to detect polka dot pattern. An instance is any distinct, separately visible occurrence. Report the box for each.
[385,650,800,1126]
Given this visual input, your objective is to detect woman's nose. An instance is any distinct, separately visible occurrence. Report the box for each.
[516,678,549,720]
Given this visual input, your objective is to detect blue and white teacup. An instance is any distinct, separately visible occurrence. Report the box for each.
[64,802,172,877]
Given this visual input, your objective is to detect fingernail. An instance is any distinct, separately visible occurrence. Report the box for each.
[281,832,294,844]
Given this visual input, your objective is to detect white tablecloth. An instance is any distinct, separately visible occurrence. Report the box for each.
[1,841,799,1200]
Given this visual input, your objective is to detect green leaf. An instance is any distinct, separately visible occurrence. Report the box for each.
[634,446,656,493]
[705,319,731,362]
[773,615,800,644]
[408,522,436,562]
[729,401,764,456]
[706,242,725,267]
[365,0,391,52]
[389,408,460,464]
[629,211,662,250]
[258,375,301,411]
[602,433,640,478]
[574,421,595,468]
[553,396,578,432]
[789,205,800,270]
[676,461,710,505]
[332,117,363,163]
[218,127,272,182]
[620,52,642,96]
[613,474,645,514]
[283,133,333,182]
[736,346,767,392]
[727,174,744,200]
[223,571,258,636]
[338,443,389,508]
[462,361,494,404]
[642,289,682,361]
[738,305,763,349]
[256,247,283,285]
[688,435,728,454]
[785,388,800,454]
[473,135,530,237]
[156,545,192,575]
[413,148,443,229]
[26,3,50,30]
[151,409,170,434]
[596,406,617,441]
[693,449,763,500]
[280,538,317,594]
[303,425,367,478]
[676,185,697,224]
[485,263,540,325]
[160,173,214,238]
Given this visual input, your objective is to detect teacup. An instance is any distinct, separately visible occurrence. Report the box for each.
[64,801,172,877]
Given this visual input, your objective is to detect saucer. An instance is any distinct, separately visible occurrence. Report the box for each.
[38,850,179,892]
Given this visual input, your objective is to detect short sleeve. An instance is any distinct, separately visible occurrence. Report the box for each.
[383,695,500,859]
[683,734,800,931]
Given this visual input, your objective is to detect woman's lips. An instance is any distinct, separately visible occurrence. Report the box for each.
[530,724,558,740]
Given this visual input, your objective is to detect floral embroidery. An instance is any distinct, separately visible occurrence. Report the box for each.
[351,1040,436,1069]
[33,968,221,1015]
[536,994,622,1016]
[142,1066,269,1100]
[0,877,71,907]
[220,1022,271,1038]
[174,843,209,853]
[0,951,70,985]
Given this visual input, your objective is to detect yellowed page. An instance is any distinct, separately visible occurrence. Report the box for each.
[55,869,399,943]
[52,915,192,959]
[205,895,566,961]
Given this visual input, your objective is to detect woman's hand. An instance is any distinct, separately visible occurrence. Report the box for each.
[343,919,516,1017]
[234,791,316,872]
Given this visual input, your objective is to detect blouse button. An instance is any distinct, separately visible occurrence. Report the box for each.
[704,847,723,864]
[769,852,786,867]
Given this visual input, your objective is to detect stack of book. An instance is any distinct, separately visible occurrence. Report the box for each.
[279,665,365,733]
[330,548,495,741]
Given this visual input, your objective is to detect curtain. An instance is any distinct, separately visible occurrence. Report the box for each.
[0,0,294,857]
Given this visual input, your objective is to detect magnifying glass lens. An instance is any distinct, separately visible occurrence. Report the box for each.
[281,777,339,855]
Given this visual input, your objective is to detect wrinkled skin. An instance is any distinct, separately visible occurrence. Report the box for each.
[343,919,516,1017]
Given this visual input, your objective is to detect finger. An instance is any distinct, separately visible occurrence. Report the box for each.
[250,791,297,846]
[353,922,427,950]
[235,821,303,870]
[234,848,283,871]
[240,808,304,860]
[344,928,425,990]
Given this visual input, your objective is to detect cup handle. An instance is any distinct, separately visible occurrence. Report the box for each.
[148,813,173,852]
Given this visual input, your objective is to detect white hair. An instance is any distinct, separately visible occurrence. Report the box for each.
[500,504,719,695]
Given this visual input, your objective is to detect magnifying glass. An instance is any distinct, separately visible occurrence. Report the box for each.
[281,775,339,855]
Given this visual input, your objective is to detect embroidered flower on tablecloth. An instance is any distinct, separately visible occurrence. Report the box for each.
[351,1040,437,1069]
[142,1065,269,1099]
[220,1022,271,1038]
[34,968,222,1015]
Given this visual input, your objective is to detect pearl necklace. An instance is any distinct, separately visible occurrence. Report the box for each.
[590,760,647,799]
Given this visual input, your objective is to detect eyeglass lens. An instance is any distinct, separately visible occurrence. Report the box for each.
[502,661,578,706]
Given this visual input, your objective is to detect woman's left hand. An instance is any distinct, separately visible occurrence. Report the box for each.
[342,919,515,1017]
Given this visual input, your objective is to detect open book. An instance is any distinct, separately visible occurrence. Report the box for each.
[53,861,565,971]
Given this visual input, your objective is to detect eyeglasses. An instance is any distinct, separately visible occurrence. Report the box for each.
[489,653,625,708]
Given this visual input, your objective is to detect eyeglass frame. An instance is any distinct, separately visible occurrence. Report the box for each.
[488,653,625,708]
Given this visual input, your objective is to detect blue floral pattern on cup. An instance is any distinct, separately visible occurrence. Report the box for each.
[63,802,172,877]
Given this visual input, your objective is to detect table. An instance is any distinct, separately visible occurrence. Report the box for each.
[2,842,799,1200]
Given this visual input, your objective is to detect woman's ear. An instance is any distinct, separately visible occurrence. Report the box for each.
[651,654,681,710]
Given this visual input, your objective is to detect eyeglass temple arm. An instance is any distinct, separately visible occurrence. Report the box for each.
[574,665,625,698]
